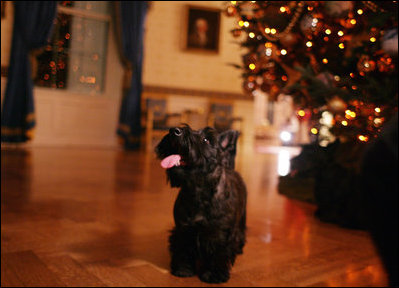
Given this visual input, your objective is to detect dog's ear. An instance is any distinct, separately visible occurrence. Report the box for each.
[218,130,240,150]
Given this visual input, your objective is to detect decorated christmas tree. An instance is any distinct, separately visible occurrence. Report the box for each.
[226,1,398,228]
[225,1,398,144]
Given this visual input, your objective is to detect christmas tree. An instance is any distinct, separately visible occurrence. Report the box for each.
[226,1,398,228]
[225,1,398,144]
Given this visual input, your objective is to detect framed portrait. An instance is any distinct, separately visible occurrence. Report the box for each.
[184,6,221,53]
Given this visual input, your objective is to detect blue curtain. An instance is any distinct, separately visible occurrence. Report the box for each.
[116,1,148,150]
[1,1,57,143]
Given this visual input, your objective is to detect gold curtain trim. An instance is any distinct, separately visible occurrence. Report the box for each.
[117,135,140,145]
[118,123,131,134]
[1,127,35,139]
[26,113,35,123]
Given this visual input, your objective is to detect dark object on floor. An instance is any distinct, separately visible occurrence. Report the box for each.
[155,125,247,284]
[278,176,315,203]
[361,113,398,287]
[279,139,368,229]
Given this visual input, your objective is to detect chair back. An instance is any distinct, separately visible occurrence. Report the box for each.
[210,103,234,132]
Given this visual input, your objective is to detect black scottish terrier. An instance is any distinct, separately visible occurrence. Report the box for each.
[155,124,247,283]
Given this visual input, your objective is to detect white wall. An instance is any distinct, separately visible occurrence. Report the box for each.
[143,1,244,93]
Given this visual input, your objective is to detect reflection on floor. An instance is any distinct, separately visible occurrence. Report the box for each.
[1,145,388,287]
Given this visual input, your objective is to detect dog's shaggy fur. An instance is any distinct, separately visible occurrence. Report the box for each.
[155,125,247,283]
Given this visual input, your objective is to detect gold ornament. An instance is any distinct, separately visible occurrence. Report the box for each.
[328,96,347,112]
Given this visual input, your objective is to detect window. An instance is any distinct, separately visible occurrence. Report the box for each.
[34,1,111,95]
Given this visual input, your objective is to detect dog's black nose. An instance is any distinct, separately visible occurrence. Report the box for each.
[170,127,182,136]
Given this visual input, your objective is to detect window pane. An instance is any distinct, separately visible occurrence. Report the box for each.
[67,15,108,94]
[34,2,109,95]
[73,1,110,15]
[60,1,110,15]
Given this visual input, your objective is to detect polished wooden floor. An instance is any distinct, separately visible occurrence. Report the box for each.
[1,145,388,287]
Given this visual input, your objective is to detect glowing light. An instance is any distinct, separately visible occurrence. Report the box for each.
[297,110,305,117]
[325,29,332,35]
[243,21,250,27]
[339,43,345,49]
[322,58,328,64]
[358,135,369,142]
[306,41,313,47]
[249,32,255,38]
[310,128,318,135]
[266,48,272,56]
[334,75,341,81]
[270,28,277,34]
[352,85,358,90]
[265,42,272,48]
[357,9,363,15]
[265,27,271,34]
[350,72,355,78]
[375,107,381,113]
[374,118,383,125]
[249,63,256,70]
[282,75,288,81]
[277,150,290,176]
[350,19,357,25]
[370,37,376,42]
[324,36,329,42]
[238,20,244,27]
[280,6,287,12]
[280,131,292,142]
[341,120,348,126]
[338,30,344,36]
[280,49,287,55]
[231,1,237,5]
[345,110,356,119]
[321,111,334,126]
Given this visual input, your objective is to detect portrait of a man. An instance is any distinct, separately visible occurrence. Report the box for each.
[185,6,220,53]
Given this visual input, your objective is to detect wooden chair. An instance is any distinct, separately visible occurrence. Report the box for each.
[207,102,243,133]
[207,102,244,147]
[181,107,206,130]
[144,98,183,151]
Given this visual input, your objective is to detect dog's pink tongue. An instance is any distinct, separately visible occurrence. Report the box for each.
[161,154,181,169]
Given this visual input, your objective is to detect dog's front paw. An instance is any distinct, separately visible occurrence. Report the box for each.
[199,270,230,283]
[171,267,195,278]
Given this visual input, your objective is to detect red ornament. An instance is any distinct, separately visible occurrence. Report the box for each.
[357,55,376,73]
[377,54,395,73]
[232,29,242,38]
